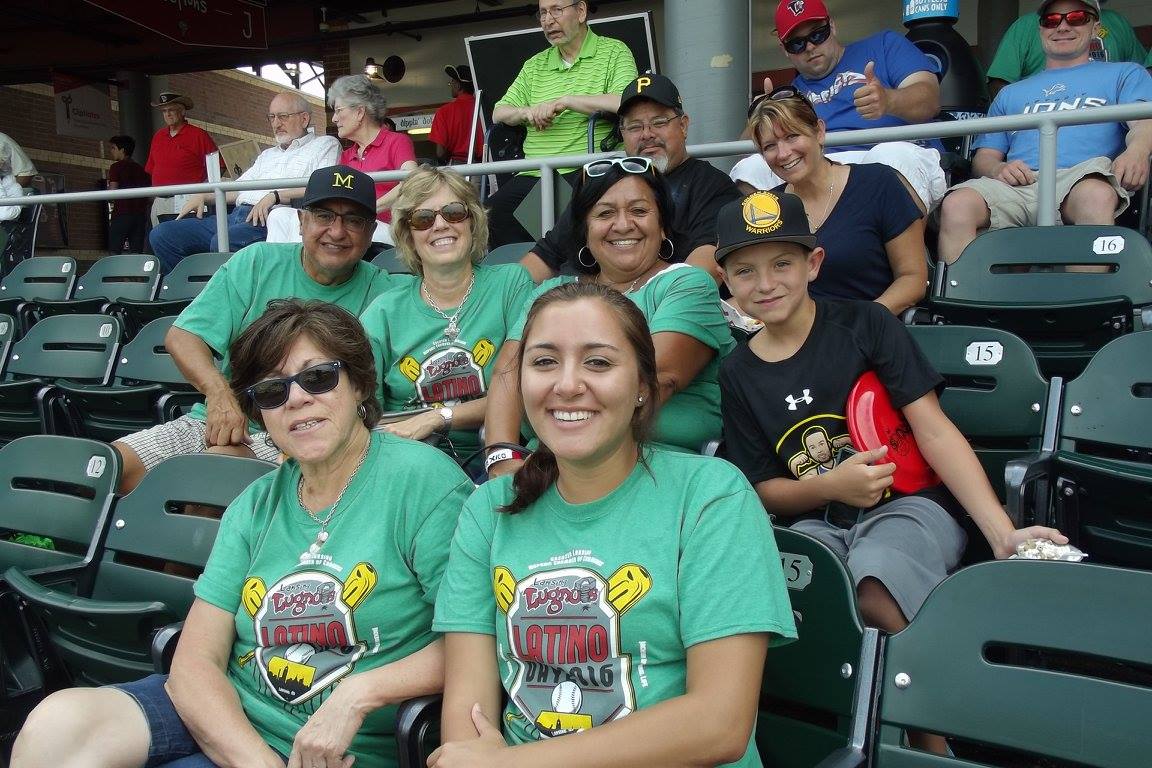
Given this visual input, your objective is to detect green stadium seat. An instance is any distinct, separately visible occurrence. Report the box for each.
[757,527,875,768]
[112,251,228,337]
[4,452,274,686]
[0,313,13,376]
[53,316,202,441]
[484,241,534,266]
[0,314,122,441]
[0,435,120,576]
[874,560,1152,767]
[1008,331,1152,569]
[928,225,1152,379]
[371,246,409,274]
[0,256,77,335]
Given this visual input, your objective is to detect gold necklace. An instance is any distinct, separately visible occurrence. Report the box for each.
[297,436,370,561]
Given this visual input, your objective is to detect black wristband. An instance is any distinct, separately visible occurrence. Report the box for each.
[271,190,281,205]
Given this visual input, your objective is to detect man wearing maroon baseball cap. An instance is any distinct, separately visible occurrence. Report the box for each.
[731,0,946,214]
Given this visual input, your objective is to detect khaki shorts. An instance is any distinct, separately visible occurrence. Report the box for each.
[948,156,1130,230]
[116,414,280,471]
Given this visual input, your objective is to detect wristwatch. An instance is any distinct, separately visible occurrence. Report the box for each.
[436,407,454,432]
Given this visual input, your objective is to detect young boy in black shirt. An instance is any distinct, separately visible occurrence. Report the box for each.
[716,190,1064,630]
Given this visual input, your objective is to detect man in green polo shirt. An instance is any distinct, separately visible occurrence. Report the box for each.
[488,0,637,247]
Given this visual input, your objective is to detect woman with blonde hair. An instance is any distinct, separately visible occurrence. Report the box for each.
[359,166,533,465]
[745,87,927,315]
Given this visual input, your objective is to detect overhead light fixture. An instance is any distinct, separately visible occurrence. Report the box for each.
[364,57,384,80]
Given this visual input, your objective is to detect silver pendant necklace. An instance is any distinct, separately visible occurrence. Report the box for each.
[422,273,475,343]
[297,437,370,562]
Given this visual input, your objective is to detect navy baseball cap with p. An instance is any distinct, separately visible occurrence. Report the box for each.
[300,165,377,218]
[715,190,817,264]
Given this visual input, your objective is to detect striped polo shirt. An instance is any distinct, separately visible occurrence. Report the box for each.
[496,27,638,174]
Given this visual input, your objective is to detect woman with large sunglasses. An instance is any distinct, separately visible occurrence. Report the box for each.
[744,88,928,316]
[431,282,796,768]
[359,166,533,465]
[483,157,733,477]
[13,299,473,768]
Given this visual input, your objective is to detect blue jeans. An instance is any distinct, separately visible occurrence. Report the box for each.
[148,204,266,273]
[113,673,286,767]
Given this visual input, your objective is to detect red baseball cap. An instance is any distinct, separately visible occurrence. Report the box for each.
[775,0,830,41]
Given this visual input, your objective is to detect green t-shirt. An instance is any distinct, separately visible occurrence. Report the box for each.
[496,28,637,175]
[194,430,473,767]
[509,265,735,452]
[987,11,1147,84]
[433,447,797,765]
[173,242,394,425]
[359,263,534,457]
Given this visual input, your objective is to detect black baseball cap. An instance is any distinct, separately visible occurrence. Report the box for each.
[715,191,817,263]
[618,73,683,116]
[299,165,376,217]
[444,64,473,84]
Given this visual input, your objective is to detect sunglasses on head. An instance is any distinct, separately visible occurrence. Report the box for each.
[747,85,807,118]
[407,201,470,231]
[1039,9,1096,28]
[782,23,832,55]
[582,156,654,179]
[246,361,344,410]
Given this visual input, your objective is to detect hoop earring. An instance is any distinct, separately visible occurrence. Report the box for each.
[577,246,598,269]
[357,402,367,421]
[659,238,675,262]
[263,433,278,451]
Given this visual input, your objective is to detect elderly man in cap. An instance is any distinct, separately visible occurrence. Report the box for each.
[519,72,741,282]
[732,0,946,213]
[937,0,1152,265]
[113,165,393,493]
[144,92,224,224]
[149,90,340,272]
[487,0,637,247]
[430,64,484,165]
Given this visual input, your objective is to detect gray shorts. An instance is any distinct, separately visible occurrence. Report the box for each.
[948,155,1130,230]
[791,495,966,621]
[115,415,281,470]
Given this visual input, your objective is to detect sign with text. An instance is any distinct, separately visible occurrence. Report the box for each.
[903,0,960,23]
[392,113,435,133]
[53,74,115,140]
[82,0,267,49]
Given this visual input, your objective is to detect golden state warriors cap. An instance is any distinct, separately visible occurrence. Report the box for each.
[619,73,683,115]
[714,190,817,263]
[300,165,376,217]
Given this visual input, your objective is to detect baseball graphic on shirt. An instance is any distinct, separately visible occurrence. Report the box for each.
[551,681,583,714]
[284,643,316,664]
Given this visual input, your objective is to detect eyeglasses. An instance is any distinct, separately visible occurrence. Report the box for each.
[267,111,308,123]
[747,85,806,119]
[782,23,832,55]
[305,206,373,233]
[246,361,344,410]
[582,156,654,179]
[620,114,683,136]
[407,201,471,231]
[1038,9,1096,28]
[536,1,579,22]
[331,105,360,116]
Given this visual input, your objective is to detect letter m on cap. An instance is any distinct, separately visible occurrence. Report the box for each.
[333,171,354,189]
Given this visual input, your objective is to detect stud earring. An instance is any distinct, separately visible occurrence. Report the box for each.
[636,395,645,406]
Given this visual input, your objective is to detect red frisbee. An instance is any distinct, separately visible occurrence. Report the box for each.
[846,371,939,494]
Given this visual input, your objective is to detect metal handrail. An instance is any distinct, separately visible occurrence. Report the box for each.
[3,101,1151,249]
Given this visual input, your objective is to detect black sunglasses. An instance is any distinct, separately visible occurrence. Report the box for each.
[245,361,344,410]
[408,201,470,231]
[782,23,832,55]
[747,85,806,119]
[1038,9,1096,28]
